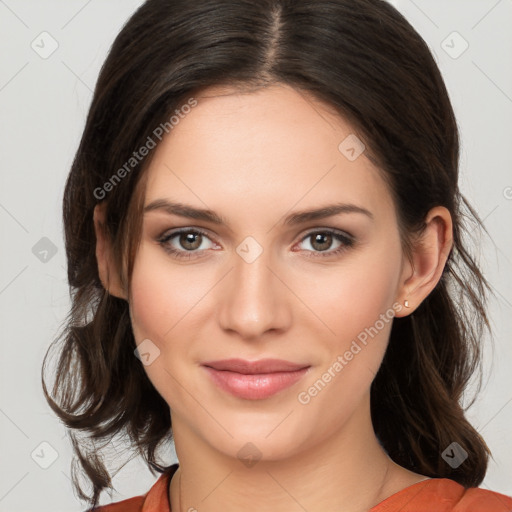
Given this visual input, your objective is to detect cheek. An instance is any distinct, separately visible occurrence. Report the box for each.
[302,244,402,344]
[129,264,172,343]
[295,264,400,427]
[127,246,202,407]
[299,235,403,398]
[128,244,203,342]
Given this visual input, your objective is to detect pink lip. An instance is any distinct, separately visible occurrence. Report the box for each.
[202,358,311,400]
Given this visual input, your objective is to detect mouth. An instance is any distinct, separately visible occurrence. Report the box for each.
[201,358,311,400]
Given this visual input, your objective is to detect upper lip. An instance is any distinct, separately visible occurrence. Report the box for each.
[202,358,310,374]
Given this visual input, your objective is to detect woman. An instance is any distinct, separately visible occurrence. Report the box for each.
[42,0,512,511]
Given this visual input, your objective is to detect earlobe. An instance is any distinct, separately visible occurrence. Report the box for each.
[395,206,453,316]
[93,203,128,300]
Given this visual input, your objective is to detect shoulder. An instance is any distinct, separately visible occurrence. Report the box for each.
[454,485,512,511]
[87,463,179,512]
[92,495,145,512]
[372,478,512,512]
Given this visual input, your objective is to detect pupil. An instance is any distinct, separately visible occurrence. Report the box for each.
[313,233,332,251]
[182,233,200,249]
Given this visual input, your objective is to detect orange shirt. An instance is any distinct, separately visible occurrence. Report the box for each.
[92,464,512,512]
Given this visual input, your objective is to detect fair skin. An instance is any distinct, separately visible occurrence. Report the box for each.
[94,84,453,512]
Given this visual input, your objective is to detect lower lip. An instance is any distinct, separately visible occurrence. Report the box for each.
[203,366,310,400]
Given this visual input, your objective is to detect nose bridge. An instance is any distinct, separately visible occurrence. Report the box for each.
[217,241,290,338]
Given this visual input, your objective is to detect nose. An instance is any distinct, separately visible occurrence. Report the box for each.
[217,247,292,340]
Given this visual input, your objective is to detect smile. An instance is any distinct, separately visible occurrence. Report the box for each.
[202,365,311,400]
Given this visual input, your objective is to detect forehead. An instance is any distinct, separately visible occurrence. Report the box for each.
[142,84,395,228]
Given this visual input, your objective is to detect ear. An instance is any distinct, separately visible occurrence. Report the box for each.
[394,206,453,317]
[93,202,128,300]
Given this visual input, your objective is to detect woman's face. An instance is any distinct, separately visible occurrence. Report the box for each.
[128,84,411,461]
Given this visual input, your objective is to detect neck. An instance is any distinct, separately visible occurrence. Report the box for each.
[168,396,420,512]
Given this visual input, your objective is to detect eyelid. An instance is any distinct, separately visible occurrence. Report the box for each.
[156,227,218,261]
[299,227,354,242]
[156,226,355,259]
[157,226,218,246]
[293,227,354,256]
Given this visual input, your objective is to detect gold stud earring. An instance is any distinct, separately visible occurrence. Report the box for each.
[404,299,410,308]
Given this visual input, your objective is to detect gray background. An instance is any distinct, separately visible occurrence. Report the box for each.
[0,1,511,510]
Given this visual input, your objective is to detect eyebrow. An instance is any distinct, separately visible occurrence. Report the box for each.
[143,199,374,226]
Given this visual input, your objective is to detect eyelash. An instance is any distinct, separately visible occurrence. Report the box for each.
[156,228,355,260]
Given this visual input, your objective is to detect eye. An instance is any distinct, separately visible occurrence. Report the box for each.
[157,227,355,261]
[157,228,217,260]
[296,229,355,258]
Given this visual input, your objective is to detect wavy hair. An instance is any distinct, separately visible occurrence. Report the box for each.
[42,0,493,509]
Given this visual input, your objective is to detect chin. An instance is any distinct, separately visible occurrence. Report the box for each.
[202,416,312,464]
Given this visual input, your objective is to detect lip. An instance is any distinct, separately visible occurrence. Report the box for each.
[202,358,309,374]
[202,358,311,400]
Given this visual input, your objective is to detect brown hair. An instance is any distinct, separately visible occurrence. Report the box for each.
[42,0,494,509]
